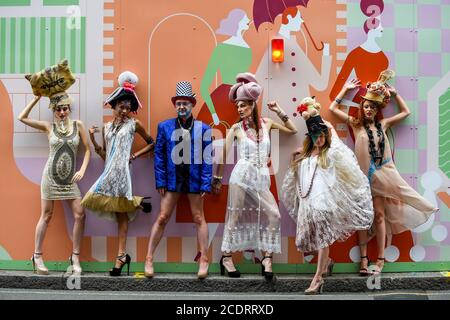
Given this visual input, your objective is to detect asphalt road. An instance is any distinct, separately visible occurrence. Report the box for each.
[1,288,450,300]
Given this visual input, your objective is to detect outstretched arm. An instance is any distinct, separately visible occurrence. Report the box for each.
[89,125,106,161]
[132,119,155,160]
[266,101,297,134]
[329,78,361,123]
[18,96,51,132]
[381,87,411,129]
[72,121,91,183]
[211,124,237,194]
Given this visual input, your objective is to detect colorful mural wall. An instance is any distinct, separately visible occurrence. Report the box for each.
[0,0,449,271]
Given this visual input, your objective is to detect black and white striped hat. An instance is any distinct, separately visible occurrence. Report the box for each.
[171,81,197,106]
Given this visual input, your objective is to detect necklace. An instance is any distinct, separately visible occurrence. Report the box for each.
[55,119,72,136]
[177,117,195,140]
[111,117,128,135]
[297,158,318,199]
[242,118,264,143]
[364,121,385,166]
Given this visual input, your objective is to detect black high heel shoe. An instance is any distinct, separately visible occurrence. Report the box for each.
[140,197,152,213]
[109,253,131,276]
[219,255,240,278]
[261,256,274,280]
[359,256,371,277]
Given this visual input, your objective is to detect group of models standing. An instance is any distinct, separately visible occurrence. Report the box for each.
[19,66,437,294]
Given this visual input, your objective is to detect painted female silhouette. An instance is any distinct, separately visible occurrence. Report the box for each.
[193,9,253,224]
[329,0,388,141]
[197,8,252,137]
[255,6,332,197]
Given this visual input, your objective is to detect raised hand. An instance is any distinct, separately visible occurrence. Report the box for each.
[343,78,361,91]
[267,101,281,114]
[89,125,100,135]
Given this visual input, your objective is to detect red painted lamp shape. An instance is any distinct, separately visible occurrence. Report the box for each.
[271,38,284,63]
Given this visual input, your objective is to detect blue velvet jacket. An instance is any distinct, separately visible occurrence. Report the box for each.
[154,118,213,193]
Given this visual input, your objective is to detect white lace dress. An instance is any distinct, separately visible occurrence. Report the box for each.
[281,134,374,253]
[221,121,281,254]
[81,118,143,222]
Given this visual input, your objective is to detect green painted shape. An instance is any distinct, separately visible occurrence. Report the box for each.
[440,203,450,222]
[395,52,417,77]
[200,43,252,118]
[70,23,76,72]
[418,125,427,150]
[443,54,450,74]
[377,27,395,52]
[399,100,418,126]
[0,246,12,260]
[395,4,417,28]
[394,149,418,174]
[80,17,85,73]
[50,17,56,68]
[419,228,440,246]
[443,6,450,29]
[0,19,6,73]
[439,88,450,179]
[20,17,26,73]
[1,261,450,274]
[43,0,79,5]
[418,29,441,53]
[440,247,450,261]
[30,17,36,72]
[346,2,365,28]
[39,17,46,70]
[419,77,440,101]
[417,0,442,4]
[0,0,30,5]
[0,16,85,74]
[60,17,66,64]
[10,17,16,74]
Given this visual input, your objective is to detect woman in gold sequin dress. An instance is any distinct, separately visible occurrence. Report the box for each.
[18,92,91,275]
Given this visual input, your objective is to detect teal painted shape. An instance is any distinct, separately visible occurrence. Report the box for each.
[439,88,450,179]
[0,245,12,260]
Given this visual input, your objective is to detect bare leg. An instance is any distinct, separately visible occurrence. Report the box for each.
[357,230,370,275]
[145,192,180,277]
[305,246,329,293]
[261,250,273,273]
[33,200,54,273]
[220,185,246,273]
[67,198,86,273]
[187,194,209,278]
[115,213,129,268]
[373,196,386,273]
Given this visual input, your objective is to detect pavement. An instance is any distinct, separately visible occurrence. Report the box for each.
[1,270,450,294]
[1,288,450,300]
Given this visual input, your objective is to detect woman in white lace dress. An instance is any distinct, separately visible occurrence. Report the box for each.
[281,100,373,294]
[81,72,154,276]
[212,73,297,279]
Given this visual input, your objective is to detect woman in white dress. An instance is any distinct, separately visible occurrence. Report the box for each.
[281,98,374,294]
[81,72,154,276]
[212,73,297,280]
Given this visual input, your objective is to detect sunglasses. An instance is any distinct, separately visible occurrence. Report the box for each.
[175,101,192,107]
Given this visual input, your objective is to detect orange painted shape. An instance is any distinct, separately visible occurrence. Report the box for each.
[166,237,182,262]
[438,192,450,208]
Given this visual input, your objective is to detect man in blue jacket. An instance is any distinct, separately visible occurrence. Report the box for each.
[145,81,213,279]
